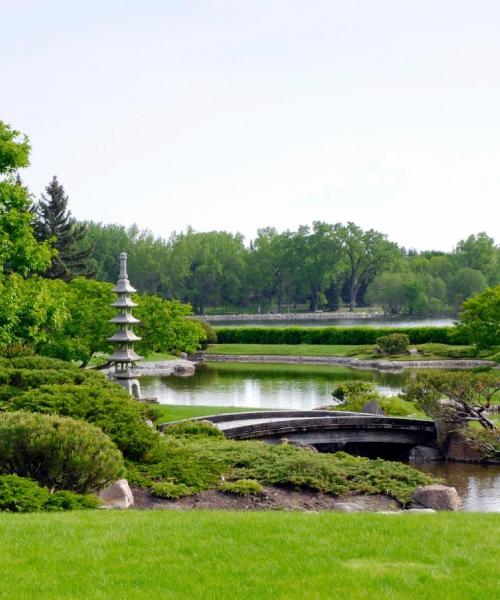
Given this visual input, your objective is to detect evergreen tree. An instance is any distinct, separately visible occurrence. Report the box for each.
[34,176,94,280]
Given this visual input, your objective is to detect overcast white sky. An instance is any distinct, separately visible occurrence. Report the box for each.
[1,0,499,250]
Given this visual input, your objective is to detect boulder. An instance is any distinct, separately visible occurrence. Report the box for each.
[411,484,462,511]
[98,479,134,509]
[408,348,418,356]
[333,503,364,513]
[446,431,482,462]
[409,445,442,463]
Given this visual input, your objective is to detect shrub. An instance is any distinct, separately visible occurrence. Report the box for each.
[0,367,105,393]
[215,326,467,345]
[0,411,124,492]
[0,343,35,359]
[196,320,217,349]
[220,479,263,495]
[7,356,80,370]
[332,381,381,411]
[150,481,193,499]
[0,474,48,512]
[379,397,418,417]
[0,474,99,512]
[376,333,410,354]
[163,420,224,439]
[7,384,158,460]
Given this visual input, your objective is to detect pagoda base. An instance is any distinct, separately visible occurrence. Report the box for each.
[114,377,142,399]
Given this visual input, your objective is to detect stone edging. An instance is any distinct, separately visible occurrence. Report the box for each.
[203,354,496,371]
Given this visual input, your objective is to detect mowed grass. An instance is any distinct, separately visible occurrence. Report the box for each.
[155,404,264,422]
[0,511,498,600]
[205,343,478,361]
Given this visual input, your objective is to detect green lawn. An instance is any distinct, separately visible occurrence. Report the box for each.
[205,343,478,361]
[0,511,497,599]
[155,404,264,422]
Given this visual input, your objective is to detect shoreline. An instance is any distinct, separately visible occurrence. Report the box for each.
[202,353,496,371]
[199,310,385,322]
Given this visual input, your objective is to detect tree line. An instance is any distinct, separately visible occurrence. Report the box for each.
[76,222,498,315]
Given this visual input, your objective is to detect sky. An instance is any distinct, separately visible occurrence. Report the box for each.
[1,0,499,250]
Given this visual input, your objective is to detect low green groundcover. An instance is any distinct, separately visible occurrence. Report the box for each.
[0,474,99,512]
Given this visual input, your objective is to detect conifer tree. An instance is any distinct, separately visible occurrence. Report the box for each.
[34,176,94,280]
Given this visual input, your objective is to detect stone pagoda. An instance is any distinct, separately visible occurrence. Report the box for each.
[108,252,142,398]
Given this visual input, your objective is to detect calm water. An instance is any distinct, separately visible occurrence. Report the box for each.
[141,363,410,410]
[141,363,499,511]
[210,317,457,328]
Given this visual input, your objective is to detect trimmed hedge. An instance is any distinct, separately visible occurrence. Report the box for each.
[215,326,467,346]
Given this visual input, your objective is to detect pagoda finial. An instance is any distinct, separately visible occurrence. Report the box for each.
[119,252,128,279]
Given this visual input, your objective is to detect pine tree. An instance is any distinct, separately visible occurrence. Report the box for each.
[34,176,94,280]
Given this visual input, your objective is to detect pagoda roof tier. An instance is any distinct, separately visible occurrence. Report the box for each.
[109,314,140,324]
[109,348,143,362]
[111,297,138,308]
[112,280,137,294]
[107,330,142,343]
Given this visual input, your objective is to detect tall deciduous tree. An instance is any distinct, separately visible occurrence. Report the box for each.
[336,223,399,311]
[0,121,53,276]
[34,176,93,280]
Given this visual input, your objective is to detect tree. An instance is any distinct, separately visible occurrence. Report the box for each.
[335,223,399,311]
[403,371,499,433]
[447,267,487,307]
[34,176,93,280]
[0,121,53,276]
[455,233,498,283]
[458,285,500,350]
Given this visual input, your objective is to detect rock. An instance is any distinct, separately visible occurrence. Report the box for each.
[406,508,436,513]
[179,352,188,360]
[408,348,418,356]
[362,400,384,415]
[333,502,364,513]
[411,484,462,511]
[446,431,483,462]
[409,445,442,463]
[287,440,318,452]
[145,419,154,428]
[98,479,134,509]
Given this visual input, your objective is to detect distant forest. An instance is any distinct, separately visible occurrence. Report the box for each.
[75,222,497,316]
[33,177,499,316]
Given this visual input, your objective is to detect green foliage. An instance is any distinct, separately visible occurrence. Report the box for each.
[376,333,410,354]
[220,479,263,495]
[196,319,217,348]
[134,294,206,355]
[379,397,418,417]
[458,285,500,350]
[0,474,98,512]
[215,325,467,345]
[0,343,34,358]
[150,481,193,499]
[0,121,54,276]
[164,420,224,438]
[128,432,434,504]
[6,383,158,460]
[0,411,124,492]
[34,176,94,280]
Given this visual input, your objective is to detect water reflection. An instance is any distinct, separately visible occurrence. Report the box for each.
[141,363,409,410]
[415,463,500,512]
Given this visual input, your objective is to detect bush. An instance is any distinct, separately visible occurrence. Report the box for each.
[379,397,418,417]
[220,479,263,495]
[376,333,410,354]
[0,367,105,392]
[7,384,158,460]
[0,343,35,359]
[0,411,124,492]
[163,420,224,439]
[7,356,80,370]
[0,474,99,512]
[196,320,217,349]
[215,326,467,345]
[150,481,193,499]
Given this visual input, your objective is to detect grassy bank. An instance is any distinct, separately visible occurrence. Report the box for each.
[206,343,478,361]
[0,511,498,599]
[155,404,264,422]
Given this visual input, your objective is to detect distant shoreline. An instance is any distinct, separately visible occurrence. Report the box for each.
[200,311,385,322]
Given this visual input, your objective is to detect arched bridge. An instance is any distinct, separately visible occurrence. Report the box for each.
[161,410,436,455]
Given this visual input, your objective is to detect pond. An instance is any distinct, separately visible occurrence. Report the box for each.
[141,362,410,410]
[141,362,499,512]
[209,316,457,328]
